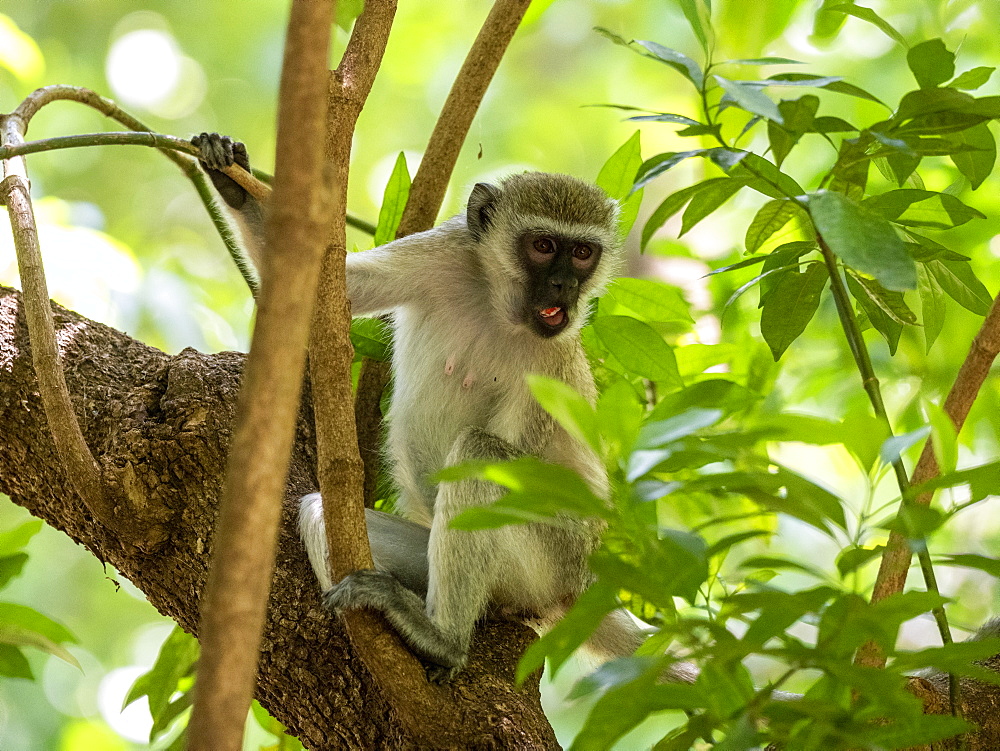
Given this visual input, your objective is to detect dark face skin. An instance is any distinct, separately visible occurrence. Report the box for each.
[518,231,603,337]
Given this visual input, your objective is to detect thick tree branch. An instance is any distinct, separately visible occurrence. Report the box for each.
[187,1,338,748]
[0,285,557,749]
[857,293,1000,671]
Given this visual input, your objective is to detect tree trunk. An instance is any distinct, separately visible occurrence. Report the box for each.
[0,285,559,750]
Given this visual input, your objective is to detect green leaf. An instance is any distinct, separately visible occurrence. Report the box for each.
[767,95,820,167]
[725,57,805,66]
[810,191,917,291]
[907,39,955,89]
[865,715,975,747]
[373,152,411,246]
[715,76,783,124]
[915,461,1000,504]
[602,277,693,323]
[640,181,708,249]
[937,553,1000,578]
[895,87,976,122]
[633,41,703,88]
[444,457,606,528]
[925,399,958,474]
[0,644,31,680]
[0,603,75,645]
[880,426,931,466]
[925,258,993,315]
[592,530,709,604]
[917,265,945,352]
[621,111,702,127]
[745,199,805,253]
[951,122,996,189]
[826,3,906,47]
[0,554,27,589]
[591,315,683,386]
[635,408,723,449]
[724,152,805,200]
[634,149,708,190]
[812,115,857,133]
[828,135,872,199]
[527,375,600,453]
[124,626,199,716]
[836,546,885,577]
[847,273,916,324]
[846,274,903,354]
[862,189,986,229]
[572,664,702,751]
[596,130,643,237]
[674,0,712,56]
[766,73,885,105]
[596,131,642,201]
[349,317,391,361]
[0,624,81,670]
[150,691,193,742]
[950,66,995,90]
[680,177,748,235]
[760,263,829,360]
[334,0,365,31]
[0,520,42,554]
[517,582,618,683]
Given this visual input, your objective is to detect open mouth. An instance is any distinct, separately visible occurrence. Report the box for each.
[537,306,567,328]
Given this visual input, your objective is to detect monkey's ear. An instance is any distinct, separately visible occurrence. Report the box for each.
[466,182,501,242]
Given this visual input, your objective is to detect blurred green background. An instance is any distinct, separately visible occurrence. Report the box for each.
[1,0,999,748]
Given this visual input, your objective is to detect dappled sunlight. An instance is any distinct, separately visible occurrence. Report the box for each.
[0,198,140,328]
[106,14,206,119]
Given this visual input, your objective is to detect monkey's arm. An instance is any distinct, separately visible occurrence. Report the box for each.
[193,133,268,275]
[345,226,466,316]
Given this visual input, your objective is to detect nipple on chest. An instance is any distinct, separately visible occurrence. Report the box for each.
[444,356,456,376]
[462,372,476,389]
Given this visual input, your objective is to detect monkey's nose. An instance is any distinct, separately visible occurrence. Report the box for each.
[549,276,578,290]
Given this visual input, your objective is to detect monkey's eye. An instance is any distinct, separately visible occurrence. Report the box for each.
[573,244,593,260]
[533,238,555,254]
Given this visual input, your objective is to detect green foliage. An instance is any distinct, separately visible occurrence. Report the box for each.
[0,521,79,681]
[453,9,1000,750]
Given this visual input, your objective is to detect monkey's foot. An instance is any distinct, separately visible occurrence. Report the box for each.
[324,569,468,680]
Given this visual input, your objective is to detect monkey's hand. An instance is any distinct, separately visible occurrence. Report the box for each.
[192,132,252,210]
[324,569,466,683]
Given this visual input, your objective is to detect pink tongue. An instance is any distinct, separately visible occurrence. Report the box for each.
[540,307,565,326]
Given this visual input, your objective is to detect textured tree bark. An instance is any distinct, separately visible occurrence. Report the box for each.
[0,285,558,750]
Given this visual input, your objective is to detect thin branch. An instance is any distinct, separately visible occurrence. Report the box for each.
[397,0,532,236]
[818,239,961,715]
[0,112,163,548]
[10,85,257,292]
[187,1,338,748]
[311,1,504,744]
[857,292,1000,672]
[355,0,533,506]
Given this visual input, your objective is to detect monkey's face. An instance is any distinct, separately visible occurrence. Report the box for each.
[517,231,603,338]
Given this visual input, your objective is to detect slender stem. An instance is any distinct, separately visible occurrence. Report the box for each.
[0,131,198,159]
[818,237,960,715]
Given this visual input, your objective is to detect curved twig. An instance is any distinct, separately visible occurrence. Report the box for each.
[10,86,256,292]
[0,115,158,547]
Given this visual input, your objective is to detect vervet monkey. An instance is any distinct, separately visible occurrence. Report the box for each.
[195,132,648,681]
